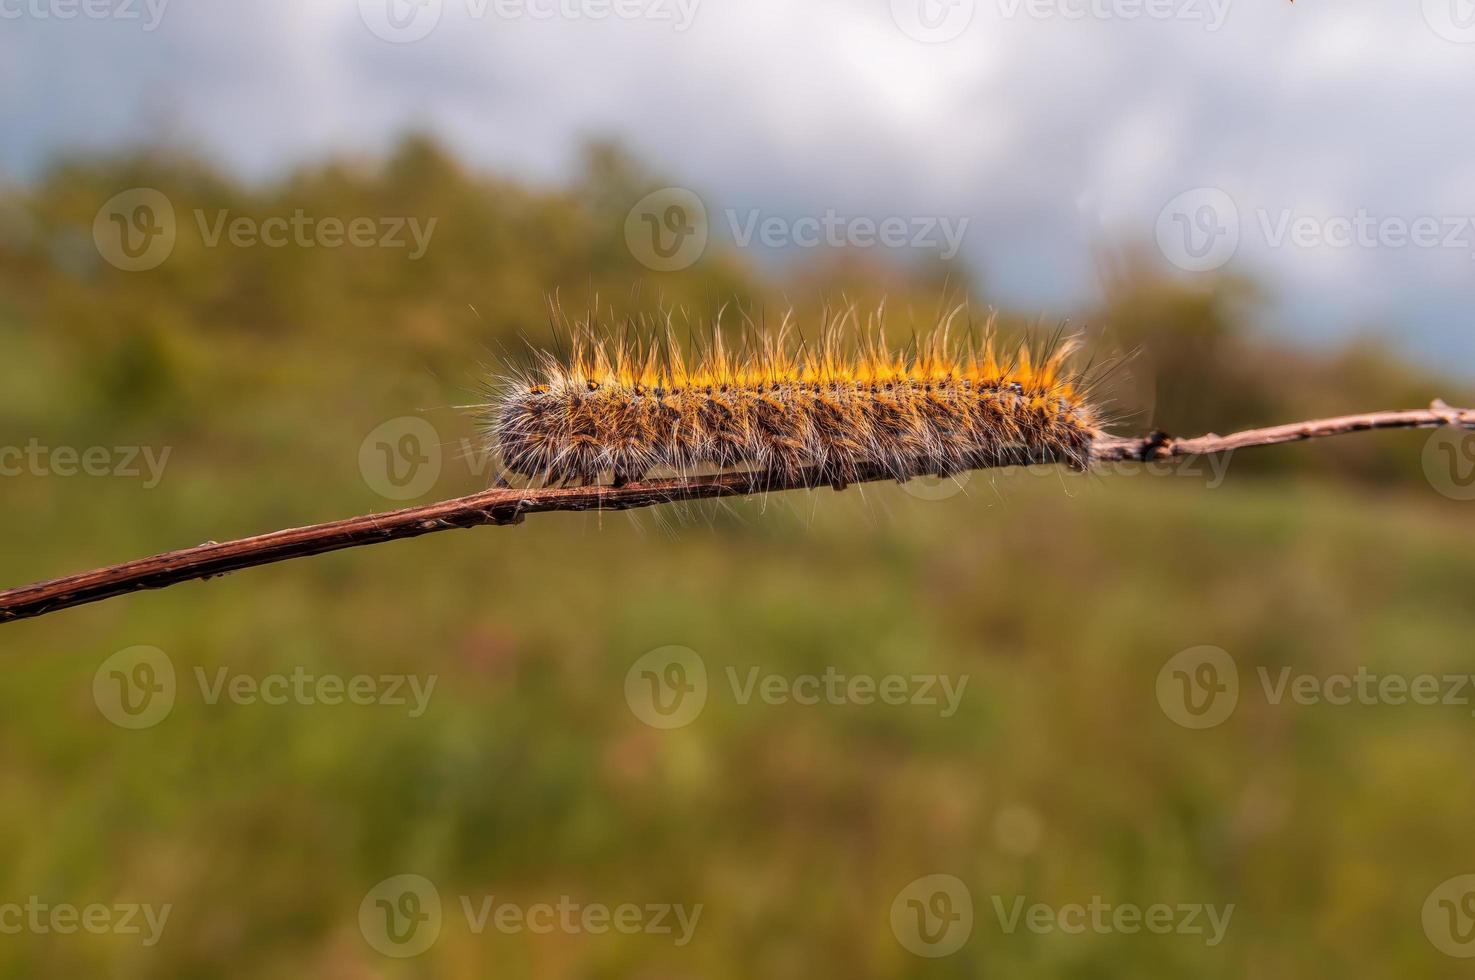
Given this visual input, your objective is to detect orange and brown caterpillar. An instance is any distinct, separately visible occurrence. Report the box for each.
[482,310,1102,489]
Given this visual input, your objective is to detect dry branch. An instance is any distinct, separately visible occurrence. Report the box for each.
[2,402,1471,625]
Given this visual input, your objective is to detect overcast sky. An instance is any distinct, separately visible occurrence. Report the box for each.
[3,0,1474,365]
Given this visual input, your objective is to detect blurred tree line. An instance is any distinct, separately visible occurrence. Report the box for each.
[0,134,1463,488]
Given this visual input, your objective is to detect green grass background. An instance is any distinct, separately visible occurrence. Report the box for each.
[1,138,1474,977]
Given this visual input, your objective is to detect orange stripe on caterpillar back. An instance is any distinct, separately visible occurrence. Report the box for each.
[483,311,1100,488]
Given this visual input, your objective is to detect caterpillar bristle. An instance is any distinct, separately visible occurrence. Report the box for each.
[481,306,1102,490]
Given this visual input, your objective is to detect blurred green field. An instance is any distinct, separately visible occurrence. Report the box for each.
[2,139,1474,978]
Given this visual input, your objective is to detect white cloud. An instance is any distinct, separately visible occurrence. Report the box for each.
[3,0,1474,364]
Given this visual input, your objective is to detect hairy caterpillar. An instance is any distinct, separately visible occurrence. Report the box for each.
[482,310,1102,489]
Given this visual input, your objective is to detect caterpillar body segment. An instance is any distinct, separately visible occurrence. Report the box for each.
[485,316,1101,488]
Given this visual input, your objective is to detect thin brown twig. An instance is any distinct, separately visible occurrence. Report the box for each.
[2,401,1471,625]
